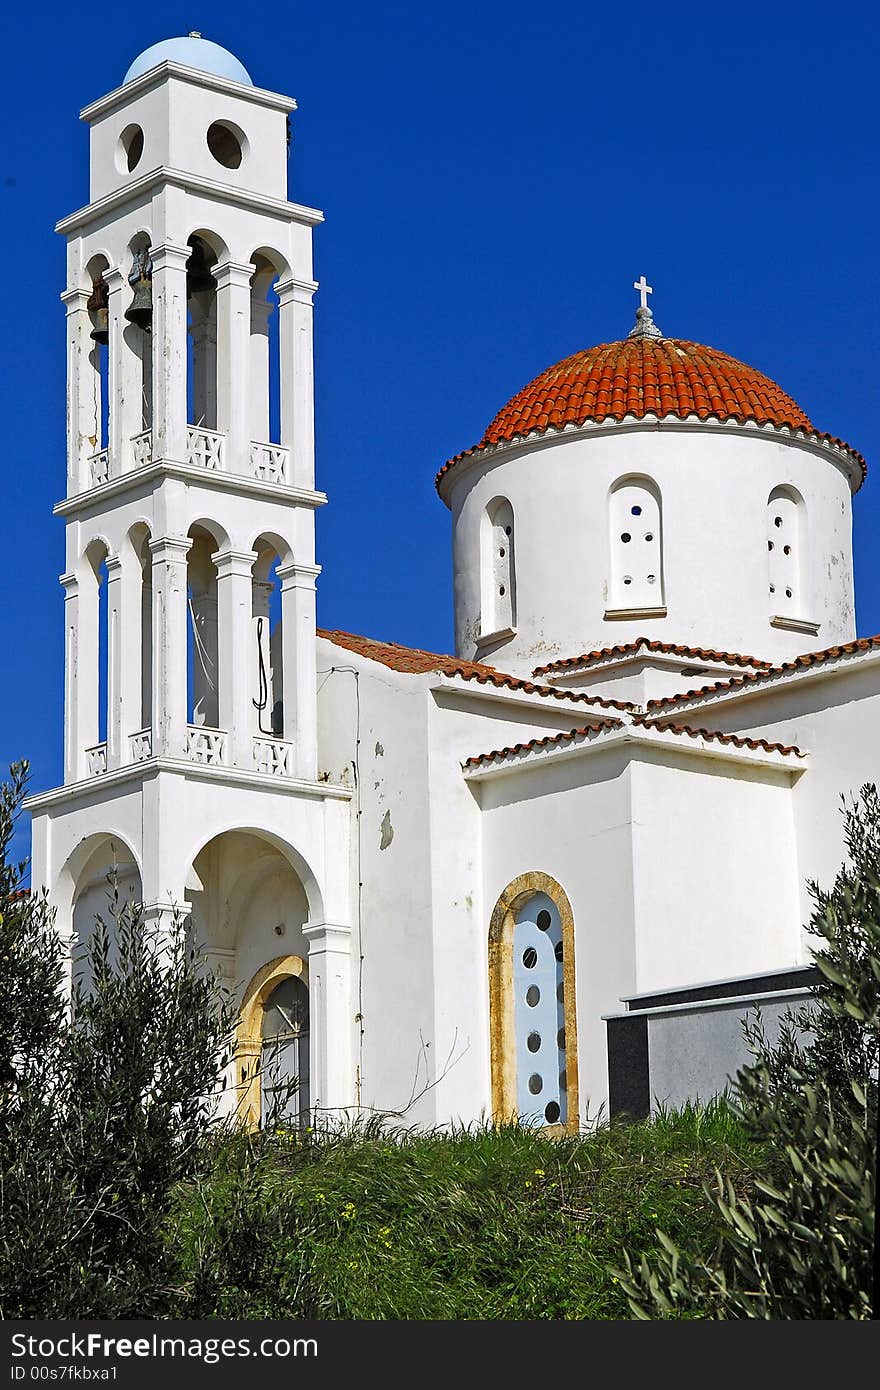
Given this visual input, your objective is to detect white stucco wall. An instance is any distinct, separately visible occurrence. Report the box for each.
[446,421,857,676]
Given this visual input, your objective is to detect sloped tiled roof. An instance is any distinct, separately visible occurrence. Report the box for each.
[463,713,804,771]
[317,628,633,711]
[645,635,880,713]
[436,337,866,488]
[533,637,773,678]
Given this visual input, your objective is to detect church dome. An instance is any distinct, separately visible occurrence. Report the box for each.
[437,329,829,486]
[123,35,253,87]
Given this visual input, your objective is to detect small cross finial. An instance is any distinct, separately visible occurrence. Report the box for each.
[633,275,653,310]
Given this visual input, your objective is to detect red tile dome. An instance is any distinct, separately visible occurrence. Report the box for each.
[436,335,866,490]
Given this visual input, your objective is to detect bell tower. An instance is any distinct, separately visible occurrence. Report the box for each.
[28,37,354,1122]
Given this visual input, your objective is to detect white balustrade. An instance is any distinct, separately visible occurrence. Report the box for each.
[89,449,109,487]
[86,742,107,775]
[131,430,152,469]
[186,425,225,470]
[186,725,227,765]
[129,729,152,762]
[253,736,294,777]
[250,440,289,484]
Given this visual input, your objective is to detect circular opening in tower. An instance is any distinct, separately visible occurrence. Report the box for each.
[117,124,144,173]
[207,121,245,169]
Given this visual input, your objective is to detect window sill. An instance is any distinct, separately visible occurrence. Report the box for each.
[475,624,516,648]
[604,605,667,621]
[770,615,820,636]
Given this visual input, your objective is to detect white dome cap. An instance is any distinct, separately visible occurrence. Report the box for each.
[124,34,253,86]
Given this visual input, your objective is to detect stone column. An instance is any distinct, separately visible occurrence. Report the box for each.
[61,287,95,496]
[104,553,124,770]
[303,921,353,1115]
[150,243,190,463]
[61,571,82,783]
[276,276,318,490]
[215,548,258,769]
[277,560,320,779]
[149,536,191,759]
[214,260,255,475]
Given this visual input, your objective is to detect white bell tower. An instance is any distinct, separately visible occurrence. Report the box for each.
[28,37,354,1123]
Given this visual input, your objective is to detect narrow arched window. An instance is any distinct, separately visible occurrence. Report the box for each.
[260,974,310,1128]
[488,874,578,1131]
[608,478,664,613]
[479,498,515,642]
[767,486,808,621]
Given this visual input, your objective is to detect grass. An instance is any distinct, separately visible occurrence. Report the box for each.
[169,1098,766,1319]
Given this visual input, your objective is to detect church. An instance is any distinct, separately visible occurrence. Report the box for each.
[27,35,874,1131]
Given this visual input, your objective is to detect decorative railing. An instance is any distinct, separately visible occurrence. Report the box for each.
[131,429,152,469]
[186,425,225,470]
[253,736,294,777]
[89,448,109,487]
[129,729,152,762]
[186,725,227,765]
[250,441,288,484]
[86,742,107,776]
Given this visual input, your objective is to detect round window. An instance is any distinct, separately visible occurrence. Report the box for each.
[117,124,144,174]
[207,120,245,169]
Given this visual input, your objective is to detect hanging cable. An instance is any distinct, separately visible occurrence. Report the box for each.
[253,616,274,735]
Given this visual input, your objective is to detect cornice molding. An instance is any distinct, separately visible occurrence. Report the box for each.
[54,460,328,517]
[56,167,324,237]
[80,61,296,122]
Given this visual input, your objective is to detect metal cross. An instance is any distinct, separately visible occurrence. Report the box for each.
[633,275,653,310]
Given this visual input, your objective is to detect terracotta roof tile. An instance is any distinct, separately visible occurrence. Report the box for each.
[317,628,633,711]
[644,634,880,713]
[463,713,804,770]
[436,337,866,489]
[532,637,773,678]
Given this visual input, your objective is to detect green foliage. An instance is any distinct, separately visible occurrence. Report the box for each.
[169,1099,762,1319]
[618,785,880,1319]
[0,762,237,1318]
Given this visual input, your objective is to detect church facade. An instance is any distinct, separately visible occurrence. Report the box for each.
[27,37,874,1130]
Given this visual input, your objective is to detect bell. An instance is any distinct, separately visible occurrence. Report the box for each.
[125,249,152,331]
[87,278,109,344]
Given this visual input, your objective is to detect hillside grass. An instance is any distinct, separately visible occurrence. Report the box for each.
[170,1099,765,1319]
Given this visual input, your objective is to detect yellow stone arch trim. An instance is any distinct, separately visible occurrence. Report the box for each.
[488,871,579,1133]
[235,953,309,1129]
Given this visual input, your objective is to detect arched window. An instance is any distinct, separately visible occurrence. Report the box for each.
[488,873,578,1131]
[479,498,515,642]
[82,539,110,773]
[252,536,286,741]
[260,974,310,1128]
[767,486,808,621]
[186,236,219,431]
[186,526,220,729]
[608,477,664,613]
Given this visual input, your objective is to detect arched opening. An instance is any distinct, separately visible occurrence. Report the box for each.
[479,497,515,642]
[608,476,664,612]
[123,235,153,461]
[184,829,314,1127]
[249,249,289,478]
[69,834,143,992]
[186,525,220,731]
[767,486,808,620]
[126,523,153,748]
[488,872,579,1132]
[85,255,111,484]
[84,538,110,771]
[186,235,219,436]
[251,534,290,748]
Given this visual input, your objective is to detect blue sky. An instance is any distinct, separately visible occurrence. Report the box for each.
[0,0,876,821]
